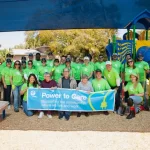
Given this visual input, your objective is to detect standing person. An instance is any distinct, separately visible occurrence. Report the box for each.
[47,51,54,68]
[135,54,149,86]
[65,58,75,78]
[77,75,93,117]
[28,53,34,61]
[112,53,121,75]
[81,56,93,82]
[10,60,24,112]
[94,55,106,76]
[2,53,14,68]
[24,60,39,81]
[21,60,27,72]
[74,57,83,85]
[123,73,144,119]
[58,68,77,120]
[92,69,111,115]
[20,74,38,116]
[52,59,63,83]
[38,73,57,119]
[33,53,41,70]
[2,59,12,108]
[103,61,121,112]
[60,55,66,68]
[38,58,52,83]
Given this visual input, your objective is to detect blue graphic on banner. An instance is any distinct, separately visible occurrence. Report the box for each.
[116,40,133,64]
[27,88,115,111]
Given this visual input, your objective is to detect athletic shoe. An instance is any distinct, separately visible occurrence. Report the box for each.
[38,111,44,119]
[103,111,109,115]
[47,114,52,119]
[8,105,11,110]
[14,108,19,112]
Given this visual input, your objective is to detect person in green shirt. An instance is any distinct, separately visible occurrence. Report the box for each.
[24,60,39,81]
[28,53,34,61]
[10,60,24,112]
[65,58,75,78]
[20,74,39,116]
[81,56,93,82]
[21,60,27,73]
[94,55,106,76]
[47,51,54,68]
[52,59,64,83]
[92,69,111,115]
[135,54,149,86]
[123,73,144,119]
[38,58,52,82]
[2,54,14,68]
[103,61,121,112]
[33,53,41,70]
[72,57,83,85]
[1,59,12,106]
[111,53,121,74]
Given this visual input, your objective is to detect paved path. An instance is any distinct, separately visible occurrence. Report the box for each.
[0,131,150,150]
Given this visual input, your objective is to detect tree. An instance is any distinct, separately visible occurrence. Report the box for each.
[0,49,11,62]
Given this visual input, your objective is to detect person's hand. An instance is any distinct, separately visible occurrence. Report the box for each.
[4,84,7,89]
[76,87,79,90]
[50,87,57,90]
[87,91,91,94]
[130,94,134,96]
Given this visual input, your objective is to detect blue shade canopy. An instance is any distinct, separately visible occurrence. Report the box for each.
[125,9,150,30]
[0,0,150,31]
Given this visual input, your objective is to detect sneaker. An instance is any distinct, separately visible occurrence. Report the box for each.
[59,116,65,120]
[14,108,19,112]
[84,112,89,117]
[47,114,52,119]
[103,111,109,115]
[38,111,44,119]
[77,113,81,117]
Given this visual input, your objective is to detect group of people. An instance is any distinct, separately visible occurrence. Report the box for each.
[0,51,149,120]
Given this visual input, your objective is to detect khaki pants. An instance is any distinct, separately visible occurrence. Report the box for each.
[0,82,4,100]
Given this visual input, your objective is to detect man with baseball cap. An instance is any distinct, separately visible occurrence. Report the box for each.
[28,53,34,61]
[111,53,121,74]
[81,56,94,82]
[103,61,121,112]
[47,51,54,68]
[94,55,106,75]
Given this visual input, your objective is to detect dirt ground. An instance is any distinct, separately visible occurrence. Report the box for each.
[0,108,150,132]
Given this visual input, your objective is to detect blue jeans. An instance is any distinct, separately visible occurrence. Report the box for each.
[23,101,33,116]
[129,96,143,113]
[13,85,22,110]
[58,111,71,120]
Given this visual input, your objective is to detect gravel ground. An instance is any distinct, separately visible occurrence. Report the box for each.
[0,107,150,132]
[0,131,150,150]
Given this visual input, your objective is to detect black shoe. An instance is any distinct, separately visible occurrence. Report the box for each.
[120,106,126,116]
[84,112,89,117]
[14,108,19,112]
[77,113,81,117]
[126,110,135,119]
[103,111,109,115]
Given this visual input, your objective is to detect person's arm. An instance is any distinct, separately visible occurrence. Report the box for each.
[2,75,7,88]
[20,87,28,95]
[134,93,144,97]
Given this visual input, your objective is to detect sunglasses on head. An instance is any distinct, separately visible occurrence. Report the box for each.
[128,61,133,63]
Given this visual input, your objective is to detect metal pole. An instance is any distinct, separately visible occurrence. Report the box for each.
[127,29,130,40]
[146,30,148,40]
[112,35,116,53]
[133,25,136,60]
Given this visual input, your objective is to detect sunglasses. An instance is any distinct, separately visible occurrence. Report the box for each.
[28,63,32,65]
[128,61,133,63]
[15,63,20,65]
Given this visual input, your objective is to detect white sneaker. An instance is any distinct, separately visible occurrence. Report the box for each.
[47,114,52,119]
[8,105,11,110]
[38,112,44,119]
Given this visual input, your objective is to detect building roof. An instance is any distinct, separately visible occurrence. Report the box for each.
[11,49,45,56]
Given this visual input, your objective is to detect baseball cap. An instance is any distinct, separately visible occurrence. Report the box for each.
[41,58,46,63]
[21,60,26,64]
[6,59,12,63]
[137,53,143,58]
[21,56,26,60]
[106,61,112,65]
[84,56,89,60]
[112,53,118,56]
[48,51,53,55]
[6,53,12,57]
[29,53,33,56]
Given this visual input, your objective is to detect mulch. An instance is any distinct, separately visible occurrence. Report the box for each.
[0,108,150,132]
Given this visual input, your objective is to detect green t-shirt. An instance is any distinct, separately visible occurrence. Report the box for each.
[38,65,52,81]
[125,67,139,82]
[47,60,54,68]
[121,63,127,72]
[1,67,12,85]
[73,63,83,80]
[81,63,93,78]
[33,60,42,70]
[135,61,149,82]
[103,68,120,87]
[52,65,64,83]
[21,83,37,101]
[112,60,121,74]
[0,65,4,81]
[125,82,144,99]
[2,61,14,68]
[92,78,111,92]
[94,62,106,74]
[10,69,24,86]
[24,68,39,80]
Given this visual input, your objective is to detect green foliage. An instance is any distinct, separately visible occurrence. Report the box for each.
[0,49,11,62]
[25,29,118,60]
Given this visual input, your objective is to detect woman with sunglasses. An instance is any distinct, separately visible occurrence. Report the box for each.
[122,73,144,119]
[24,60,39,81]
[20,74,38,116]
[10,60,24,112]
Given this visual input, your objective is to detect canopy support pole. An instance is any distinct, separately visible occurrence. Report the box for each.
[133,25,136,61]
[127,29,130,40]
[146,30,148,40]
[112,35,116,54]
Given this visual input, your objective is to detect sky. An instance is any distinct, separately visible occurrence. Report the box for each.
[0,29,127,49]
